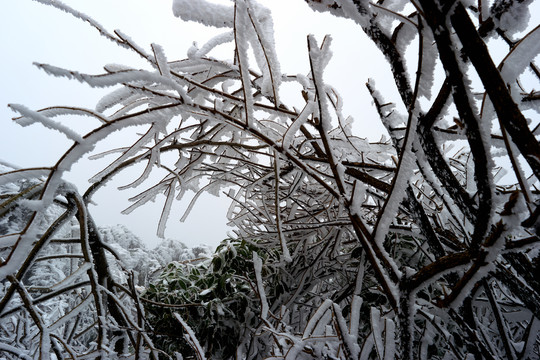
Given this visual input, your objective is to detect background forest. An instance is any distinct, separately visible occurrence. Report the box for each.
[1,0,540,359]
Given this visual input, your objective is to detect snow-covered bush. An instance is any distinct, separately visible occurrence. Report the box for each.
[143,239,269,359]
[1,0,540,359]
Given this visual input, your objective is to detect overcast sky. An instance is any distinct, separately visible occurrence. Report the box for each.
[1,0,398,249]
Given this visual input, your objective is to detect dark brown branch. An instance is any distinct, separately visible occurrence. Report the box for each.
[450,3,540,180]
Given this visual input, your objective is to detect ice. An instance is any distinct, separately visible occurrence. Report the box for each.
[35,106,110,124]
[522,318,540,359]
[273,150,291,262]
[47,296,93,332]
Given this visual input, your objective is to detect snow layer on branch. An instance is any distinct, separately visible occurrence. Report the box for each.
[152,43,171,78]
[190,31,234,58]
[157,179,176,238]
[245,0,282,102]
[253,252,269,320]
[0,169,48,187]
[30,0,127,50]
[307,34,333,134]
[0,343,32,360]
[96,86,136,113]
[304,0,347,18]
[9,104,83,142]
[303,299,333,339]
[491,0,533,35]
[418,30,437,101]
[174,313,207,360]
[90,125,158,183]
[283,102,315,149]
[173,0,234,28]
[234,0,255,127]
[34,63,190,103]
[500,25,540,83]
[340,0,376,32]
[0,222,39,280]
[371,307,384,359]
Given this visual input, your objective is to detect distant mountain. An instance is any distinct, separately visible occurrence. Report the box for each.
[99,224,213,285]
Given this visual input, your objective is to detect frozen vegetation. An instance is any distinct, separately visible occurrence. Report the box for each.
[1,0,540,359]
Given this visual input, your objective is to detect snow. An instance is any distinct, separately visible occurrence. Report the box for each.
[234,0,255,127]
[2,0,539,358]
[303,299,333,339]
[332,302,360,358]
[33,63,190,103]
[50,262,92,291]
[370,307,384,359]
[494,0,533,35]
[500,25,540,84]
[253,251,269,320]
[152,43,172,78]
[174,312,207,360]
[172,0,234,28]
[9,104,83,143]
[383,317,395,360]
[157,179,177,238]
[191,31,234,58]
[0,343,33,360]
[244,0,282,102]
[0,168,49,188]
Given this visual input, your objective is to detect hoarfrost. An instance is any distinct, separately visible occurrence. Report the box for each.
[172,0,234,28]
